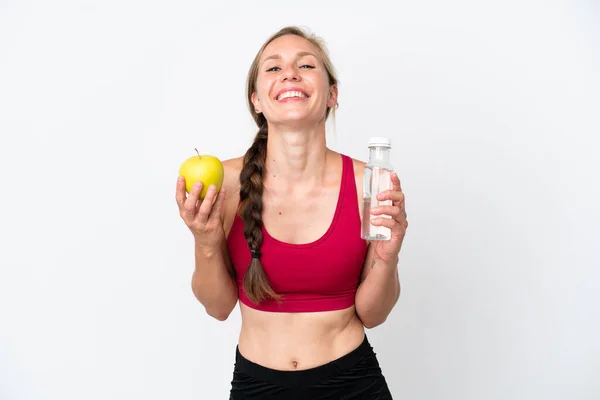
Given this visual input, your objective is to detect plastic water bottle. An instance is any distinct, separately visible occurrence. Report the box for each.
[362,137,393,240]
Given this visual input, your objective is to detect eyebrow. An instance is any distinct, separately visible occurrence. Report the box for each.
[262,51,318,64]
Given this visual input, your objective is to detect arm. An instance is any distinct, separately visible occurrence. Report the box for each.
[355,243,401,328]
[191,235,238,321]
[354,171,408,328]
[176,159,241,321]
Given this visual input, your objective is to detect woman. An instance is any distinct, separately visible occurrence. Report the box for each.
[175,26,408,399]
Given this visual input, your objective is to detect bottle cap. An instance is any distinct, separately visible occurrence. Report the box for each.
[368,137,391,148]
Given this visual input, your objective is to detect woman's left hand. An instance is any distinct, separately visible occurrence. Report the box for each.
[368,172,408,264]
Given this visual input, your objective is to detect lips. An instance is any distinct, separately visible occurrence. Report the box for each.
[275,88,309,101]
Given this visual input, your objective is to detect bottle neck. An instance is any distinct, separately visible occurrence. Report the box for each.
[368,146,390,164]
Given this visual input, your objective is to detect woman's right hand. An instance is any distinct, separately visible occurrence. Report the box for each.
[175,176,226,249]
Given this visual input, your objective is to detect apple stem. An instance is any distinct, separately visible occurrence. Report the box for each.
[194,148,201,160]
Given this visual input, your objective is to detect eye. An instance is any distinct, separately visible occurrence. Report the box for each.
[300,65,315,69]
[266,66,280,72]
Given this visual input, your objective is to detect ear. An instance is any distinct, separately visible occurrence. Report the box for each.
[327,84,338,109]
[251,92,261,113]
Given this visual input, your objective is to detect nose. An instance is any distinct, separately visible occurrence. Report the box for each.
[280,65,300,82]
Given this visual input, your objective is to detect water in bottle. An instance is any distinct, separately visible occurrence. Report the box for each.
[362,137,393,240]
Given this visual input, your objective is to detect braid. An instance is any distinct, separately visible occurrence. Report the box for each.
[239,25,340,303]
[239,123,280,304]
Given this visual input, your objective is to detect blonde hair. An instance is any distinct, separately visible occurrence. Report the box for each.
[239,26,339,304]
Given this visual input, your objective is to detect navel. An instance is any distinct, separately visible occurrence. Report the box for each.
[291,360,299,369]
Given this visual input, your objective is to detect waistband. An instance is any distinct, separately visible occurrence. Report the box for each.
[234,334,373,387]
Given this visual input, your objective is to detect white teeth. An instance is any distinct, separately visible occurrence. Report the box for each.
[277,90,307,100]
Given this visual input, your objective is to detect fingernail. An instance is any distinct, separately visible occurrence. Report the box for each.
[194,182,201,188]
[178,176,184,182]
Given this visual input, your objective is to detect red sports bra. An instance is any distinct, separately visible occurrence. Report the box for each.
[226,154,368,313]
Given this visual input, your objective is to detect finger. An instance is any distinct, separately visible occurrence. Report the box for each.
[208,187,226,223]
[183,182,203,219]
[371,216,408,233]
[175,176,187,210]
[196,184,218,223]
[376,189,405,204]
[390,172,402,192]
[370,205,402,218]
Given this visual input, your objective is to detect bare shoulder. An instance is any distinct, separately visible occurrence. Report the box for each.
[339,154,366,222]
[221,156,244,234]
[348,156,366,186]
[349,157,366,174]
[222,156,244,193]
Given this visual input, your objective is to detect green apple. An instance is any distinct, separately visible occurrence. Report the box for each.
[179,149,224,199]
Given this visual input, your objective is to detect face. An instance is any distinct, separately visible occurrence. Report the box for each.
[251,34,338,126]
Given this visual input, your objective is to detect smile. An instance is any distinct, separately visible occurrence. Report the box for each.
[275,90,309,101]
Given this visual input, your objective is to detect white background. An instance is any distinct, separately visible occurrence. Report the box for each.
[1,0,599,399]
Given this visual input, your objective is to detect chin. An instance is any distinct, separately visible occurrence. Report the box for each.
[273,111,320,127]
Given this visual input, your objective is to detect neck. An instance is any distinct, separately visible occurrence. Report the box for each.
[265,121,329,184]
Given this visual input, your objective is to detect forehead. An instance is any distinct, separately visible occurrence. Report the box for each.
[260,34,320,62]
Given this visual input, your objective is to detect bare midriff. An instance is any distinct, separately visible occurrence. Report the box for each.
[237,302,366,371]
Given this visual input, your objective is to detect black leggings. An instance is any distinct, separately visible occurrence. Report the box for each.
[229,335,393,399]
